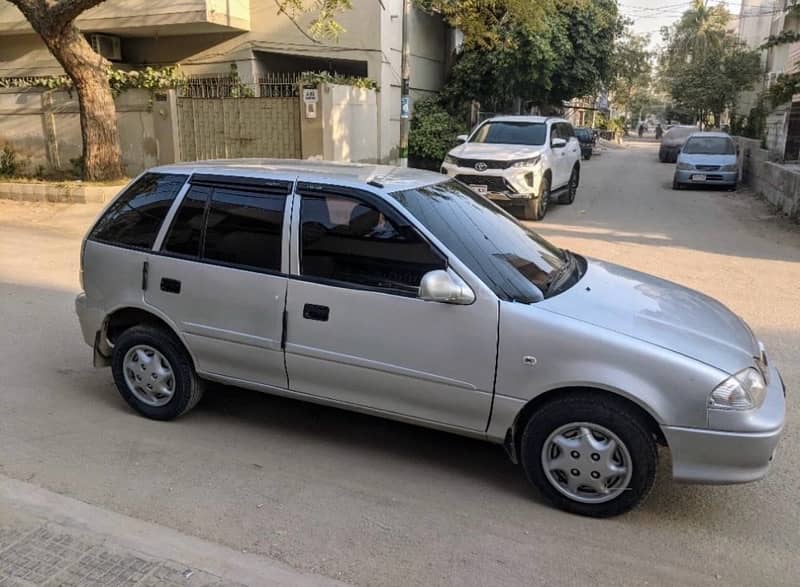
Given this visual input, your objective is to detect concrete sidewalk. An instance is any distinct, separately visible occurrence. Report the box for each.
[0,475,346,587]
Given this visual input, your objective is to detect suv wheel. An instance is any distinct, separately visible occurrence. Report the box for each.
[111,325,204,420]
[559,166,579,205]
[520,394,657,517]
[520,175,549,221]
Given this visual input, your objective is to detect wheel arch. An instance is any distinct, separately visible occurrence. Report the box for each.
[101,305,196,368]
[505,386,667,464]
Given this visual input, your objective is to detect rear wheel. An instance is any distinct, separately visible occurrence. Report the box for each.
[520,394,658,517]
[559,166,579,205]
[111,325,204,420]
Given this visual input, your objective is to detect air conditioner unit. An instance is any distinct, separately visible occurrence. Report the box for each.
[89,34,122,62]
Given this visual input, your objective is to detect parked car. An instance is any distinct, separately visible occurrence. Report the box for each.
[574,127,595,160]
[673,132,739,190]
[659,125,699,162]
[440,115,582,221]
[76,161,785,518]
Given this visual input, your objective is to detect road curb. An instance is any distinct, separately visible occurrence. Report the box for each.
[0,474,348,586]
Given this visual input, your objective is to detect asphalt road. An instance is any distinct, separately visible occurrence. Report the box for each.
[1,141,798,586]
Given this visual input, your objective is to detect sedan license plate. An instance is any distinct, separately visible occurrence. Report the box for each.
[691,174,707,182]
[470,184,488,194]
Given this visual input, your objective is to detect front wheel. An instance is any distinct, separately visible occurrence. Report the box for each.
[672,176,682,190]
[519,175,550,221]
[520,394,657,517]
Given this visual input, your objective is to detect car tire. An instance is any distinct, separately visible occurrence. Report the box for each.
[558,166,579,205]
[728,182,738,191]
[583,151,592,161]
[111,324,204,421]
[672,176,683,190]
[520,175,550,221]
[520,393,658,518]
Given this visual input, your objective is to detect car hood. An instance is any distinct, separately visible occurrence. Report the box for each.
[679,153,737,166]
[539,259,759,374]
[449,143,545,161]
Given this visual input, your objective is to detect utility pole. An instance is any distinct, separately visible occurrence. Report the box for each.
[398,0,411,167]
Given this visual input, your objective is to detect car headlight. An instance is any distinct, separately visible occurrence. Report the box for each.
[709,367,767,410]
[443,155,458,165]
[721,163,738,171]
[511,156,541,168]
[676,162,693,170]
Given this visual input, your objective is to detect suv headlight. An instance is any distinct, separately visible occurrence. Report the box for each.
[709,368,767,410]
[443,155,458,165]
[720,163,738,171]
[511,156,541,168]
[676,162,693,170]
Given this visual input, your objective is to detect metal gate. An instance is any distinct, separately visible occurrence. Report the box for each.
[176,74,302,161]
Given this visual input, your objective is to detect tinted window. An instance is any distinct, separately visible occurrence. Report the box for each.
[90,173,187,249]
[300,194,444,295]
[390,180,566,303]
[683,137,735,155]
[562,124,575,138]
[203,188,285,271]
[163,185,210,257]
[471,122,547,146]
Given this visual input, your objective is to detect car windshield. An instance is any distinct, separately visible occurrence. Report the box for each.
[470,122,547,146]
[390,180,568,303]
[683,136,735,155]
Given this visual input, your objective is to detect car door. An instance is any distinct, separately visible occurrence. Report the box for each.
[144,175,291,389]
[549,123,568,188]
[283,183,498,433]
[562,123,581,177]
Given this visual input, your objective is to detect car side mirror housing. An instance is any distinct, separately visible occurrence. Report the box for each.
[456,134,468,144]
[551,137,567,149]
[418,270,475,305]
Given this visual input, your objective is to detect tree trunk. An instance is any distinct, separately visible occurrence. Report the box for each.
[39,25,124,181]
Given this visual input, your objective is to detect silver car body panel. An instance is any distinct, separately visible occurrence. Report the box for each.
[75,159,786,486]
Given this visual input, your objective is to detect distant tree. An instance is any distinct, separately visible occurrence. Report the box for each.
[7,0,351,180]
[659,1,761,127]
[608,30,652,117]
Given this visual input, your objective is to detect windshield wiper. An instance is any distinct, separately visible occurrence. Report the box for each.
[544,250,577,297]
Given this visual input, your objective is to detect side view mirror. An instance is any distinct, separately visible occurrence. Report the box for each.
[456,134,468,144]
[418,270,475,305]
[551,137,567,149]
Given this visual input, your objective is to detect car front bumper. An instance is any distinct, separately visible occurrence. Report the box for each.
[441,162,541,201]
[675,169,738,186]
[662,366,785,484]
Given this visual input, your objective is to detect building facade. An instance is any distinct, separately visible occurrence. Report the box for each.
[0,0,452,163]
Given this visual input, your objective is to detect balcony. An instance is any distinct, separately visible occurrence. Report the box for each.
[0,0,250,36]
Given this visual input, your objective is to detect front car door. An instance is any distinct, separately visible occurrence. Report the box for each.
[144,175,291,389]
[283,183,498,433]
[549,123,568,188]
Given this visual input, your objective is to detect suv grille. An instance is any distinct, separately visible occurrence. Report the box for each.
[695,165,721,171]
[453,158,512,170]
[455,175,515,193]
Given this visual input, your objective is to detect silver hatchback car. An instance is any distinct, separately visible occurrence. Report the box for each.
[673,132,739,190]
[75,160,785,517]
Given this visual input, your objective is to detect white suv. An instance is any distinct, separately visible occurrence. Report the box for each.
[441,116,582,220]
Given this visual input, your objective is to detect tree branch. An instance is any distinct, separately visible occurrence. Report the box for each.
[50,0,109,27]
[273,0,322,44]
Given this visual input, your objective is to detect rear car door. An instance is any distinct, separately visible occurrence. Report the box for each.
[283,183,499,433]
[144,175,291,389]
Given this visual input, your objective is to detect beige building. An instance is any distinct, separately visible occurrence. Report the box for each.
[0,0,453,162]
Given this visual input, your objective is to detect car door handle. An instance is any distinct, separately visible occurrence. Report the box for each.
[303,303,329,322]
[160,277,181,294]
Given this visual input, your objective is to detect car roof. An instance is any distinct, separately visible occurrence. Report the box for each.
[484,115,563,124]
[686,131,732,139]
[150,159,445,192]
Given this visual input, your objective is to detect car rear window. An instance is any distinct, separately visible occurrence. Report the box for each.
[90,173,187,250]
[683,137,735,155]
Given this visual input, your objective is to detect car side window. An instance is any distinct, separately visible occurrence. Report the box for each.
[203,187,285,272]
[550,124,561,144]
[90,173,187,250]
[163,182,286,273]
[563,123,576,139]
[299,192,445,295]
[163,185,210,258]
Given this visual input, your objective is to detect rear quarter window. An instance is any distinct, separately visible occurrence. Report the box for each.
[90,173,187,250]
